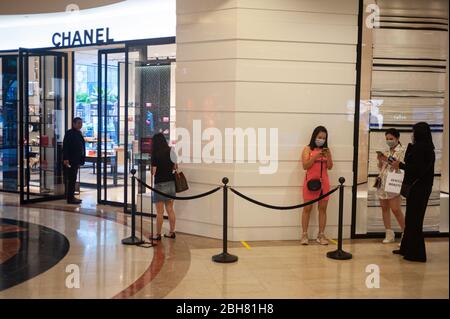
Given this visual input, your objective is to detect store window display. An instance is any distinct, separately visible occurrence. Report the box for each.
[74,52,120,185]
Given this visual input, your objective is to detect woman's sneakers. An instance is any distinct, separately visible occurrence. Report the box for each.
[300,233,309,245]
[382,229,395,244]
[301,232,329,245]
[316,233,329,245]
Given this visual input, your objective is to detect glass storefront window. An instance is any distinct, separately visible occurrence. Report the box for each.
[354,1,447,236]
[0,56,18,192]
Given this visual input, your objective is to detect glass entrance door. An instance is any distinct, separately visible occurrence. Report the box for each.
[18,48,68,204]
[97,49,126,205]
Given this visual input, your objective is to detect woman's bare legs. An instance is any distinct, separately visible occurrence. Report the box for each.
[318,200,329,234]
[164,200,176,233]
[389,196,405,231]
[380,198,391,230]
[155,201,165,236]
[302,204,313,233]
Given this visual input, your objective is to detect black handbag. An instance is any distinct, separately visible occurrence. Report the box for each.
[373,162,388,189]
[307,157,323,193]
[400,163,433,198]
[174,171,189,193]
[400,182,413,198]
[373,176,382,189]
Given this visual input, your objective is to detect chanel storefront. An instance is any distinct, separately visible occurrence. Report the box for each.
[0,0,176,209]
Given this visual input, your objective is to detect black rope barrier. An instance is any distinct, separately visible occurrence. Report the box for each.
[135,177,221,201]
[229,186,339,210]
[122,170,352,262]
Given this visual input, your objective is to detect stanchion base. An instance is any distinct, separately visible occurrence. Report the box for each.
[212,252,238,263]
[122,236,145,245]
[326,249,352,260]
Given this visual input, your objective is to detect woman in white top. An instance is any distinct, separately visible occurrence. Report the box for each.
[376,128,406,244]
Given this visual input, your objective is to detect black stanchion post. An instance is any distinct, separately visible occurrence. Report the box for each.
[150,164,154,245]
[327,177,352,260]
[122,169,144,245]
[212,177,238,263]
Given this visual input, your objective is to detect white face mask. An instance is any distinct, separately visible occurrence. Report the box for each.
[315,138,326,147]
[386,140,397,148]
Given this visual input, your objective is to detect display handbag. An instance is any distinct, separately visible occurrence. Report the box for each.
[307,157,323,194]
[384,170,404,194]
[174,170,189,193]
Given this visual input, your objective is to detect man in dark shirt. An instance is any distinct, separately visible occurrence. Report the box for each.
[63,117,85,204]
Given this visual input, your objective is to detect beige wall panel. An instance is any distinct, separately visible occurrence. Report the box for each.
[177,59,356,84]
[373,29,448,59]
[178,40,356,63]
[176,82,356,114]
[177,0,237,14]
[237,0,358,14]
[235,60,356,84]
[177,9,238,43]
[237,9,358,44]
[372,71,446,92]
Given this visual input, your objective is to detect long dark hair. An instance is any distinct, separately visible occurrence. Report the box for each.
[151,133,170,158]
[413,122,435,150]
[308,126,328,150]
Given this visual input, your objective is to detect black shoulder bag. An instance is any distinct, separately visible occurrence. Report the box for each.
[307,158,323,194]
[400,163,433,198]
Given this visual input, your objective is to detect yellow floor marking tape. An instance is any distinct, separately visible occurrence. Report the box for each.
[240,241,251,250]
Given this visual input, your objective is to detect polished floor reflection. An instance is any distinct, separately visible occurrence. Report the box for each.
[0,192,448,299]
[0,218,69,291]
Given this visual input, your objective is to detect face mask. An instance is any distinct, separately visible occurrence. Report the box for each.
[315,139,325,147]
[386,140,397,148]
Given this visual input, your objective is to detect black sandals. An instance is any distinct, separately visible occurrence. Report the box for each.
[164,232,176,239]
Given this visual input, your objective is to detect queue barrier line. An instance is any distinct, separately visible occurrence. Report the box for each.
[121,172,353,262]
[135,177,221,201]
[229,186,338,210]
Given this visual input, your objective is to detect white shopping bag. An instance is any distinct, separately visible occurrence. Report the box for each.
[384,170,404,194]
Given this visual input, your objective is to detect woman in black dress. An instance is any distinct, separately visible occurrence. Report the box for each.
[151,133,178,240]
[391,122,435,262]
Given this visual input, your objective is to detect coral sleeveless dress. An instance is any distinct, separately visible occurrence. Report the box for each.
[303,148,330,202]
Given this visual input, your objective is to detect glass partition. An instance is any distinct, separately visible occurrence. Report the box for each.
[19,49,67,203]
[0,55,18,192]
[354,0,447,237]
[126,43,176,210]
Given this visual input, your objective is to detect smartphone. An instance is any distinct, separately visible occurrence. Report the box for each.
[388,156,396,163]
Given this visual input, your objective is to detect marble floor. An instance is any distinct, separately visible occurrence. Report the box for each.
[0,192,448,299]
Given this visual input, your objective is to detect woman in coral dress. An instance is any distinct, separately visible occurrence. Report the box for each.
[300,126,333,245]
